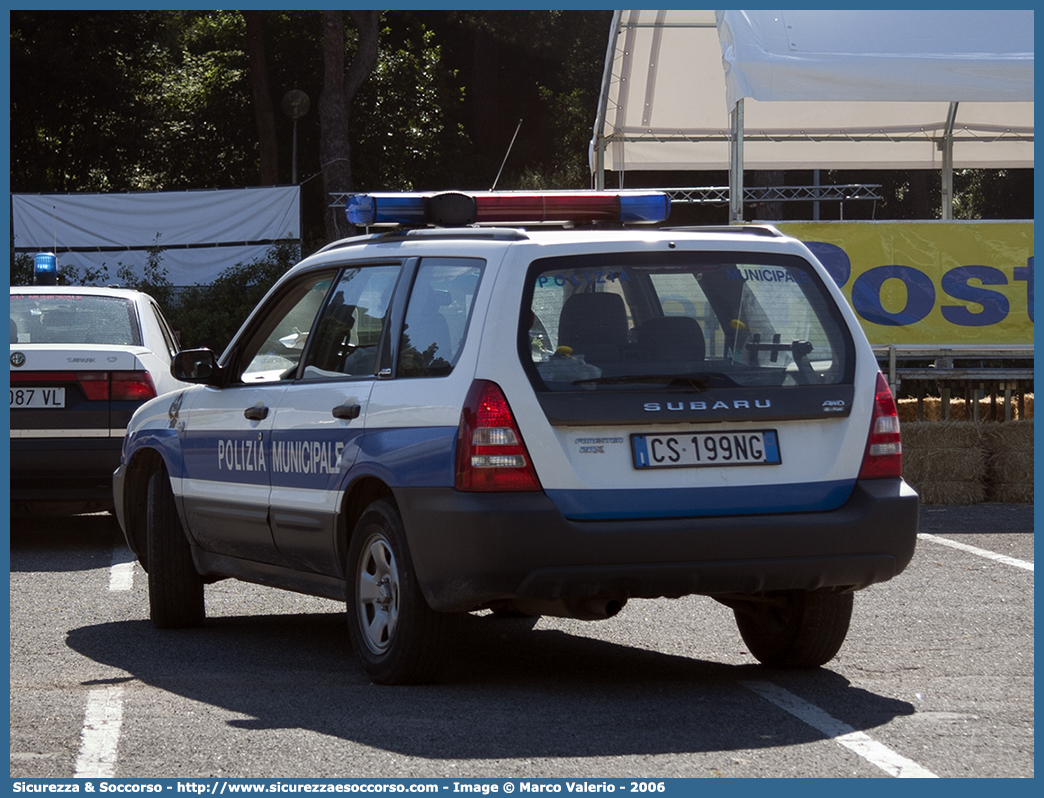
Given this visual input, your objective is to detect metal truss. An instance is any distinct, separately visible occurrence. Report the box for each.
[666,184,883,205]
[328,184,882,208]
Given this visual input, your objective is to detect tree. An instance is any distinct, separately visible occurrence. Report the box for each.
[165,245,297,351]
[408,10,613,190]
[350,19,474,191]
[10,11,177,191]
[319,11,380,241]
[147,12,257,190]
[244,11,278,185]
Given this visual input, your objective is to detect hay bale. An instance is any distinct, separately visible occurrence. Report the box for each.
[982,420,1034,503]
[897,398,925,422]
[897,393,1034,422]
[900,422,986,504]
[897,396,949,422]
[970,392,1035,421]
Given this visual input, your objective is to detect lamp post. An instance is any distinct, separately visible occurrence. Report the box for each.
[281,90,310,184]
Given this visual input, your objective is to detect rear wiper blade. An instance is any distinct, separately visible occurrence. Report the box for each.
[572,373,713,389]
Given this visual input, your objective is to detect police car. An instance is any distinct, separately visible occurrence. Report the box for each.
[113,190,918,684]
[11,281,186,515]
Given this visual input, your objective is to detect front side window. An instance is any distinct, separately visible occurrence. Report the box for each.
[301,264,402,379]
[10,294,140,346]
[236,273,336,383]
[397,258,484,378]
[524,252,852,392]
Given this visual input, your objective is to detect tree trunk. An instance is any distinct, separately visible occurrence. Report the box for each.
[244,11,278,186]
[908,170,934,219]
[751,169,785,221]
[319,10,381,242]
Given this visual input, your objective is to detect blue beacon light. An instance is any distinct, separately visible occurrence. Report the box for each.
[33,252,58,286]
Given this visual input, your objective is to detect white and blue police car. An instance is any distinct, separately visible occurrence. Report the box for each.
[113,190,918,684]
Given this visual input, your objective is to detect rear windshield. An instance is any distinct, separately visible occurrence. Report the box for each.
[523,251,852,392]
[10,294,141,346]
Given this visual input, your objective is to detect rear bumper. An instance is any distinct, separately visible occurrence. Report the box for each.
[11,437,123,505]
[397,478,919,612]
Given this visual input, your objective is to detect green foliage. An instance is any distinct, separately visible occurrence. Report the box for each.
[11,254,34,287]
[403,10,613,191]
[114,240,176,309]
[10,11,178,192]
[62,262,113,287]
[952,169,1034,220]
[10,252,113,288]
[516,87,598,190]
[164,243,298,351]
[351,23,473,191]
[139,12,256,190]
[10,239,296,353]
[10,10,611,198]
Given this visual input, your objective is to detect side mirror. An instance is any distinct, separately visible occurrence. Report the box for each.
[172,348,222,385]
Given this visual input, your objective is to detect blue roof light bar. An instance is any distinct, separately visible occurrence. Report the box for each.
[345,191,671,227]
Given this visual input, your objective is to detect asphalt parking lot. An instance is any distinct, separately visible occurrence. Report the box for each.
[9,503,1034,780]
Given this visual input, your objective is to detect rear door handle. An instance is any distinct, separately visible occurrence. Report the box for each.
[332,403,362,420]
[244,405,269,421]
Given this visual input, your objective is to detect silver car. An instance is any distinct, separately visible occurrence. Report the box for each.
[10,285,187,514]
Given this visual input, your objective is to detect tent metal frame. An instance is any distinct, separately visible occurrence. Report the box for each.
[590,11,1033,223]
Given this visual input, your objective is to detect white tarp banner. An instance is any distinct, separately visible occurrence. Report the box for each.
[12,186,301,286]
[592,9,1034,173]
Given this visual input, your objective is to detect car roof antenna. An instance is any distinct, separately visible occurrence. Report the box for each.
[491,119,523,191]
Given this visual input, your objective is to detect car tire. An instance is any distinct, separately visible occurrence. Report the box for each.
[346,499,453,685]
[733,589,853,668]
[146,470,205,629]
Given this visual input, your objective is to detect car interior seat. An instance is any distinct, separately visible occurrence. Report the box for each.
[631,315,706,364]
[556,292,630,366]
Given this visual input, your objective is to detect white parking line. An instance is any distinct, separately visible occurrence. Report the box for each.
[918,533,1034,572]
[741,681,938,778]
[109,545,135,591]
[73,685,125,778]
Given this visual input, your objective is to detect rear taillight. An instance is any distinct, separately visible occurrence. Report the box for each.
[8,370,157,402]
[111,370,157,401]
[76,371,110,400]
[859,372,903,479]
[455,380,542,492]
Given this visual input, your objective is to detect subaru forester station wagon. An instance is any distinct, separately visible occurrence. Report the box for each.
[114,191,918,684]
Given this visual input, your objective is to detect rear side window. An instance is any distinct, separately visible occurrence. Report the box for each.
[524,251,852,392]
[397,258,484,378]
[9,294,141,346]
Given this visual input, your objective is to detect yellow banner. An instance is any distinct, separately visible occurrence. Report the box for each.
[777,222,1034,346]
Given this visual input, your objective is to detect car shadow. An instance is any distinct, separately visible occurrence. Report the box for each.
[9,512,127,574]
[64,608,915,761]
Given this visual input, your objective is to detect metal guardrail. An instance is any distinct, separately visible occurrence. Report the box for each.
[873,346,1034,422]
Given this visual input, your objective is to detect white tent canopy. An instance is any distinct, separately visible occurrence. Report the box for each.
[717,10,1033,107]
[591,9,1034,216]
